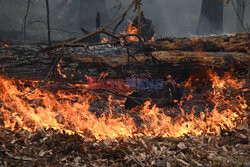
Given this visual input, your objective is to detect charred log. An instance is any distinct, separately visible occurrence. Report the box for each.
[154,33,249,53]
[0,49,248,83]
[0,33,248,83]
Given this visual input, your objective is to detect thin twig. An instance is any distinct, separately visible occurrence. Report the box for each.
[46,33,144,52]
[231,0,248,33]
[137,0,142,36]
[71,0,136,44]
[21,0,31,41]
[4,151,34,161]
[45,0,51,45]
[113,1,132,32]
[47,0,136,49]
[114,13,126,32]
[175,158,190,166]
[120,150,145,167]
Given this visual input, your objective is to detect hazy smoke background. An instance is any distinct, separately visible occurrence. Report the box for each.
[0,0,249,41]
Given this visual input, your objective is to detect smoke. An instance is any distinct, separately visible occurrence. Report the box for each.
[0,0,249,41]
[141,0,201,37]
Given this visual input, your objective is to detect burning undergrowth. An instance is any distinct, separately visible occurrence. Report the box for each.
[0,68,247,141]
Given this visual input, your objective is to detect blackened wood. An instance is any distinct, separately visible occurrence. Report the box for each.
[153,33,249,53]
[0,48,248,83]
[0,33,248,82]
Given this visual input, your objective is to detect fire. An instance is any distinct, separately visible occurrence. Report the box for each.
[0,69,247,140]
[125,20,139,42]
[101,20,145,43]
[101,37,109,43]
[99,71,109,79]
[57,59,67,79]
[0,42,10,47]
[147,34,156,43]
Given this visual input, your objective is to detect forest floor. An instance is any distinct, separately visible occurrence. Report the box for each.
[0,123,249,167]
[0,33,249,167]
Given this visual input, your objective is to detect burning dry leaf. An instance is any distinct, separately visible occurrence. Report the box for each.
[0,29,248,167]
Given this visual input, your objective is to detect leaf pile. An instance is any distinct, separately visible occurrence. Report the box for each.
[0,122,249,167]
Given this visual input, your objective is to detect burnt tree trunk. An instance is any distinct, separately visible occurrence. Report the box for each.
[197,0,224,35]
[77,0,109,31]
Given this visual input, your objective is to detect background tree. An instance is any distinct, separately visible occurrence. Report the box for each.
[76,0,109,31]
[53,0,108,32]
[197,0,224,35]
[235,0,248,32]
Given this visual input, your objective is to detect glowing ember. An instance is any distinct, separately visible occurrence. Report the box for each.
[101,20,152,43]
[57,59,67,79]
[101,37,109,43]
[0,70,247,140]
[125,20,139,42]
[0,42,10,47]
[147,34,156,43]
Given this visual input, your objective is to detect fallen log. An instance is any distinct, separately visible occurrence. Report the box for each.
[153,33,249,53]
[70,51,248,80]
[0,48,248,83]
[0,32,248,82]
[70,51,248,68]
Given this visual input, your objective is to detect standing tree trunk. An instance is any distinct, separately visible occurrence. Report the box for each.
[197,0,224,35]
[45,0,51,45]
[236,0,245,32]
[77,0,109,31]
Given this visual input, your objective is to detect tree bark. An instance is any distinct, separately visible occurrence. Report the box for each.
[45,0,51,45]
[1,34,248,82]
[1,49,248,82]
[152,33,249,53]
[197,0,224,35]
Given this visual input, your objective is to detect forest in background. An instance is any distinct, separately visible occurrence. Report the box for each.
[0,0,249,41]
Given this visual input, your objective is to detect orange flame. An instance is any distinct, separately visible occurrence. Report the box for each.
[125,20,139,42]
[101,20,151,43]
[101,37,109,43]
[0,70,247,140]
[147,34,156,43]
[57,59,67,79]
[0,42,10,47]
